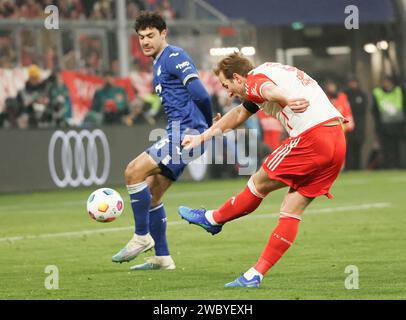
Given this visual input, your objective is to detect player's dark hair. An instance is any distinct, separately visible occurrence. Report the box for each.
[214,53,254,79]
[134,11,167,33]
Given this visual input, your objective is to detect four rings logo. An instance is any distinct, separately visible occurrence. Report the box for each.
[48,129,110,188]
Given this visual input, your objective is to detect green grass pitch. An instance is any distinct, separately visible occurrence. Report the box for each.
[1,170,406,300]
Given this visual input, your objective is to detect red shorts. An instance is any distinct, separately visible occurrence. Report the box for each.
[262,124,346,198]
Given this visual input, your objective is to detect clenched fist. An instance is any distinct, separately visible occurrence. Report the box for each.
[181,134,203,151]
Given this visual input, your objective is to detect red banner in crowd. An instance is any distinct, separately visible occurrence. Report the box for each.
[61,70,223,121]
[61,71,135,120]
[0,68,224,120]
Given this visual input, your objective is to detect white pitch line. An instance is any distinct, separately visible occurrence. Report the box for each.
[0,189,241,212]
[0,202,391,243]
[2,174,405,212]
[0,174,400,212]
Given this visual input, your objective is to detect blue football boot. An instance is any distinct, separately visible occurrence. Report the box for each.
[178,206,222,235]
[224,274,261,288]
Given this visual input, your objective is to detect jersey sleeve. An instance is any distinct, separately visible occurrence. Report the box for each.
[245,73,275,104]
[166,50,200,86]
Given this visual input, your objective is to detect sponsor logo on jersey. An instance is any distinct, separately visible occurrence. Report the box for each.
[250,83,260,97]
[176,61,190,70]
[244,83,249,95]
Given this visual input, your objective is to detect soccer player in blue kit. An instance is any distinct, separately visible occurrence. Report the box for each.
[112,11,213,270]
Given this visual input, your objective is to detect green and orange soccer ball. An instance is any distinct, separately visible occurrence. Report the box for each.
[87,188,124,223]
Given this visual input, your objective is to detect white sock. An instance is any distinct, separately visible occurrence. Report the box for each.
[205,210,221,226]
[244,267,263,281]
[126,182,148,194]
[155,255,171,262]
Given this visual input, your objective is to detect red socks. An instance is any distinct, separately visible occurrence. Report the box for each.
[212,177,265,224]
[254,215,301,275]
[211,177,301,276]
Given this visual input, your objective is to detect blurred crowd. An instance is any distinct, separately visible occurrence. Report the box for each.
[0,0,177,72]
[0,65,405,171]
[0,64,164,130]
[0,0,177,20]
[0,65,72,129]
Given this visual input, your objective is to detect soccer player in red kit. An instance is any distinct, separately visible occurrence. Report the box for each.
[178,53,346,288]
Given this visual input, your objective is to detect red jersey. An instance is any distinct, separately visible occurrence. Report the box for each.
[245,62,344,137]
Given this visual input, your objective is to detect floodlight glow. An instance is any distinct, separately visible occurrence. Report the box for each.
[209,47,239,56]
[326,46,351,55]
[241,47,256,56]
[377,41,389,50]
[364,43,377,54]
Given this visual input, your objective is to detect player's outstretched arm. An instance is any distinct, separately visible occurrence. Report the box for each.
[261,83,310,113]
[182,104,251,150]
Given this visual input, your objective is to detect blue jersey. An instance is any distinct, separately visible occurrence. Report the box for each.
[153,45,209,135]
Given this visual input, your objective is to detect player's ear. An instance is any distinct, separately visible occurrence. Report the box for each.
[161,29,167,38]
[233,73,243,84]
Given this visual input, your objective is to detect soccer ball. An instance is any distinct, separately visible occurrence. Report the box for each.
[87,188,124,223]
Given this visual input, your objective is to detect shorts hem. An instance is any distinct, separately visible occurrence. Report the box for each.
[157,162,177,181]
[145,150,178,181]
[263,168,333,199]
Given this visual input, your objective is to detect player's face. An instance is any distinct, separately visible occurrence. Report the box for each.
[137,27,167,58]
[218,72,246,100]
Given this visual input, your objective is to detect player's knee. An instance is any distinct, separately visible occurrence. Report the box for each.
[247,176,267,199]
[279,211,302,221]
[252,172,286,195]
[250,175,272,196]
[124,161,146,184]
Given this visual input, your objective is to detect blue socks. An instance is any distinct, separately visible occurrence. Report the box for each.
[149,203,170,256]
[127,182,151,236]
[127,183,170,256]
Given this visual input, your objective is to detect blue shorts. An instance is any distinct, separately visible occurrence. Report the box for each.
[146,134,206,181]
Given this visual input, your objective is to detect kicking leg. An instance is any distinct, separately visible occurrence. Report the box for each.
[226,189,314,288]
[179,167,286,234]
[211,167,286,224]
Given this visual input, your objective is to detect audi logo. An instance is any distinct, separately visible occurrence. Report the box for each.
[48,129,110,188]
